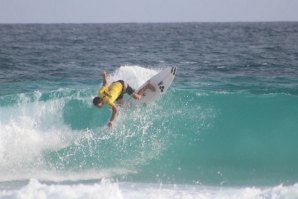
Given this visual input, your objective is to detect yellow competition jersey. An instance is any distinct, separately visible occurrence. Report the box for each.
[97,82,123,107]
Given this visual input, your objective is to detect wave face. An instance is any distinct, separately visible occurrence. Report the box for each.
[1,66,298,187]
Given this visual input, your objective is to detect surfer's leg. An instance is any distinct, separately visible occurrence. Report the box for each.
[132,81,155,100]
[127,85,142,100]
[126,84,135,95]
[137,81,155,95]
[144,81,156,92]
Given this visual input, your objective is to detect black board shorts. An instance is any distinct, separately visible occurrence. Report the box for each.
[116,80,135,101]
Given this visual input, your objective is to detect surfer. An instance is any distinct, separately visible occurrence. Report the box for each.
[93,71,155,128]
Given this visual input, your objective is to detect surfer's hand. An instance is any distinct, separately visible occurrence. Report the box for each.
[102,71,109,87]
[108,121,113,128]
[102,71,107,77]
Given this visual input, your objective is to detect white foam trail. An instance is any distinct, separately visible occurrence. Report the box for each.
[1,179,298,199]
[0,90,73,180]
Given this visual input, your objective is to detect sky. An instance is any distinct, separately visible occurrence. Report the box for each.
[0,0,298,23]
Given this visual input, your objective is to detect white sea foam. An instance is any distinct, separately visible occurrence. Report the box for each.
[109,65,159,89]
[0,91,74,180]
[1,179,298,199]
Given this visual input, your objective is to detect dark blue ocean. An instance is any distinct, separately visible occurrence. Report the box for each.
[0,23,298,198]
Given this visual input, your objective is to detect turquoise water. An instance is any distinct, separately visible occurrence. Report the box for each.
[1,23,298,198]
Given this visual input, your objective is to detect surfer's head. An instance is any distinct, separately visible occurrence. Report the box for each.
[93,97,103,108]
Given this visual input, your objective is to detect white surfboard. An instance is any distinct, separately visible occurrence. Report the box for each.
[133,67,176,105]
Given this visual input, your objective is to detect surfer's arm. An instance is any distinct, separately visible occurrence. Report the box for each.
[108,104,118,128]
[102,71,109,87]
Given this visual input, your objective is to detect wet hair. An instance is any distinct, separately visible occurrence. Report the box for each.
[93,97,102,106]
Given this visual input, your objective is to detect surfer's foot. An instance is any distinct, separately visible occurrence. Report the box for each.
[145,81,156,92]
